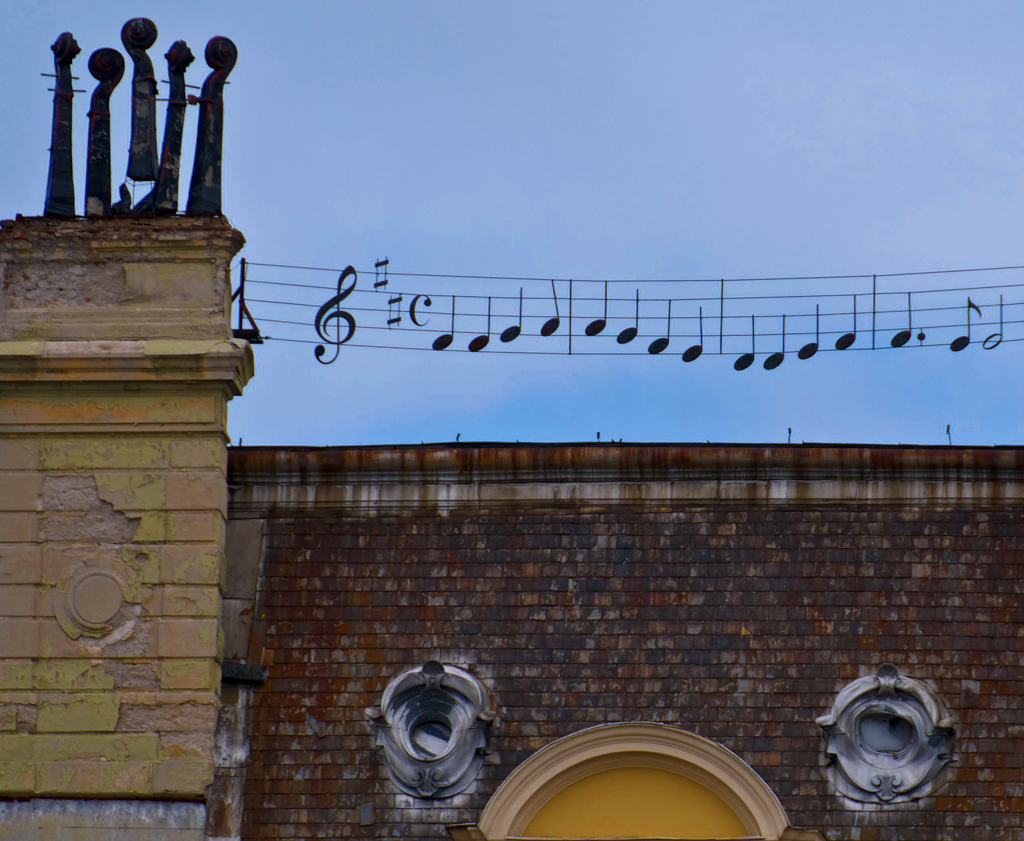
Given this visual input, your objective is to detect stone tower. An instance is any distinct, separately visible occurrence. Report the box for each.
[0,214,251,839]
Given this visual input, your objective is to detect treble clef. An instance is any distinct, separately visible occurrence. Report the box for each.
[313,265,358,364]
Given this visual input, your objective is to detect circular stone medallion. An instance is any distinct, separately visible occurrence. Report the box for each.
[70,570,125,629]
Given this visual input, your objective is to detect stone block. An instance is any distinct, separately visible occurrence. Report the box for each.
[38,439,168,471]
[36,693,120,732]
[166,471,227,515]
[34,733,158,762]
[156,618,218,657]
[159,659,219,691]
[94,473,166,513]
[168,437,225,470]
[163,586,219,617]
[0,543,42,583]
[158,729,215,760]
[0,619,39,657]
[159,544,221,584]
[124,261,216,309]
[0,584,37,616]
[0,733,33,760]
[0,441,38,471]
[35,760,151,795]
[33,661,116,691]
[38,618,157,660]
[152,759,215,795]
[0,662,33,690]
[131,512,166,543]
[0,472,42,511]
[168,511,222,543]
[0,513,36,543]
[117,698,217,732]
[0,762,33,793]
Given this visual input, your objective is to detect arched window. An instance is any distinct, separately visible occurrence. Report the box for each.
[448,722,822,841]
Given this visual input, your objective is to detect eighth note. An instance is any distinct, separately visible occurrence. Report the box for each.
[950,297,982,352]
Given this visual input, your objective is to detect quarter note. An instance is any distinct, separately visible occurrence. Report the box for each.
[648,300,671,355]
[764,314,785,370]
[836,295,856,350]
[501,288,523,343]
[983,295,1003,349]
[891,293,912,347]
[950,297,982,352]
[432,296,456,350]
[798,305,819,359]
[682,307,703,362]
[586,281,609,336]
[617,290,639,344]
[734,315,755,371]
[469,297,491,352]
[541,279,560,336]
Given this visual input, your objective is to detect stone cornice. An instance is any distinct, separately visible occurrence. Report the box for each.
[0,339,253,393]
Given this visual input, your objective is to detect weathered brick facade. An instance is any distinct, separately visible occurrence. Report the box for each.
[229,445,1024,841]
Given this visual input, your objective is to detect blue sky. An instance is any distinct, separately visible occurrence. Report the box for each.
[3,1,1023,446]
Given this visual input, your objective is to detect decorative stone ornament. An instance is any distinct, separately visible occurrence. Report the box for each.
[816,663,956,803]
[368,660,495,799]
[53,557,142,642]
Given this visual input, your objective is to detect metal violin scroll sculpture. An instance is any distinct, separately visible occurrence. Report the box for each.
[134,40,195,213]
[122,18,159,183]
[186,36,238,214]
[84,49,124,216]
[43,32,81,217]
[41,19,237,217]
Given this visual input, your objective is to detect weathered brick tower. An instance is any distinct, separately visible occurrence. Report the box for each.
[0,17,251,840]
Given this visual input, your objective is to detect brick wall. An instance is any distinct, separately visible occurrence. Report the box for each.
[232,446,1024,841]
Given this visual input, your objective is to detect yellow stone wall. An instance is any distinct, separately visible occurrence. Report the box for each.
[0,216,251,810]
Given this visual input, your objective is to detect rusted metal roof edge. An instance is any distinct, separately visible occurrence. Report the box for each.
[227,443,1024,486]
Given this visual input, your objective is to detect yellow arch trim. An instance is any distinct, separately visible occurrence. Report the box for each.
[470,723,793,840]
